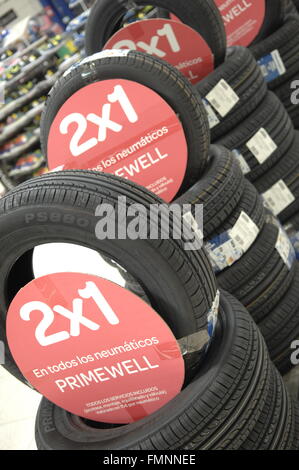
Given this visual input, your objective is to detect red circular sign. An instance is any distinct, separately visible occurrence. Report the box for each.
[215,0,266,47]
[47,79,188,203]
[104,19,214,84]
[7,273,185,424]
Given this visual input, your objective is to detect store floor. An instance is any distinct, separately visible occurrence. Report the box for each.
[0,366,40,450]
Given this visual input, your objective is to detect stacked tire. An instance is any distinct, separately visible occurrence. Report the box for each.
[195,43,299,227]
[175,145,299,375]
[34,281,299,450]
[2,1,299,450]
[1,170,297,450]
[250,6,299,129]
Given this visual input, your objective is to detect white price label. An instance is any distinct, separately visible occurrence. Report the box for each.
[270,50,286,76]
[0,182,5,197]
[230,211,259,252]
[208,238,241,271]
[275,227,295,270]
[206,79,239,118]
[207,290,220,336]
[263,180,295,216]
[246,128,277,164]
[202,99,220,129]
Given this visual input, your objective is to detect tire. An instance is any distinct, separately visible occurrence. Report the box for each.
[285,211,299,232]
[195,46,267,141]
[250,16,299,90]
[84,0,226,66]
[35,291,271,450]
[217,220,296,323]
[254,131,299,223]
[258,262,299,374]
[40,50,210,198]
[292,0,299,11]
[241,365,297,450]
[174,145,245,238]
[207,179,265,241]
[244,258,296,323]
[252,1,293,44]
[0,170,217,383]
[284,0,299,15]
[216,91,295,182]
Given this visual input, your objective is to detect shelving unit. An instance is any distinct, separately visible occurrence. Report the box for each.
[0,10,88,197]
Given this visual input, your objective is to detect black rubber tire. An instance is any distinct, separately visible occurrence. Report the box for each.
[195,46,267,141]
[244,258,296,323]
[251,1,294,45]
[275,74,299,129]
[292,0,299,11]
[293,405,299,449]
[40,50,210,198]
[216,91,295,182]
[284,0,299,15]
[0,170,217,384]
[251,16,299,90]
[174,145,244,239]
[254,131,299,223]
[258,262,299,374]
[84,0,227,66]
[207,179,265,241]
[241,365,297,450]
[217,220,296,323]
[35,291,271,450]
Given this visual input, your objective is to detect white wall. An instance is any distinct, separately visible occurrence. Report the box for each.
[0,0,43,26]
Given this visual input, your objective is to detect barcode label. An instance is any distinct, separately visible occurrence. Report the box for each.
[276,227,295,270]
[271,50,286,76]
[257,49,286,83]
[0,182,5,197]
[246,128,278,164]
[263,180,295,216]
[206,79,239,118]
[230,211,260,252]
[205,211,259,273]
[202,99,220,129]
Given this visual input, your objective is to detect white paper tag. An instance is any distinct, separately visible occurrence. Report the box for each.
[263,180,295,216]
[276,227,295,270]
[205,212,259,273]
[207,290,220,337]
[206,79,240,118]
[258,49,286,83]
[230,211,259,252]
[246,128,277,164]
[202,99,220,129]
[207,236,242,272]
[81,49,130,66]
[0,181,5,197]
[232,149,250,175]
[270,50,286,76]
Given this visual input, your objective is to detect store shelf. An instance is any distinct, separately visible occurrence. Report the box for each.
[0,36,48,68]
[0,132,40,162]
[0,80,52,122]
[3,41,67,94]
[8,157,45,178]
[0,103,44,146]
